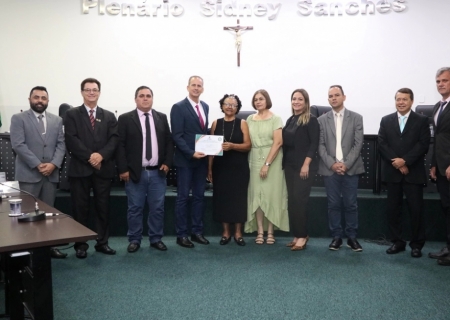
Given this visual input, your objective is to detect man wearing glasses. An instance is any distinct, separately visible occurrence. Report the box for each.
[64,78,119,259]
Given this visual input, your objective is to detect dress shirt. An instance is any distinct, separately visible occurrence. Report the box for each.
[137,108,158,167]
[397,110,411,129]
[434,98,450,125]
[187,96,206,125]
[84,105,97,119]
[31,110,47,133]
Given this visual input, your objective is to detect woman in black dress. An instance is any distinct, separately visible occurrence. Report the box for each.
[208,94,251,246]
[282,89,319,251]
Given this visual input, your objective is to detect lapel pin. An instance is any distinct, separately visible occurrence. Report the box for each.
[96,119,101,122]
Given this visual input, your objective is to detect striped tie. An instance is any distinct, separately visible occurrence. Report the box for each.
[89,109,95,129]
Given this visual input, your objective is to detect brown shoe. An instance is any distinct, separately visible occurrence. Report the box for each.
[291,236,309,251]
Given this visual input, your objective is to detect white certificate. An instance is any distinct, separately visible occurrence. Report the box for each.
[195,134,223,156]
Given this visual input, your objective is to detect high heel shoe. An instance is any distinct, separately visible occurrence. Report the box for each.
[291,236,309,251]
[219,236,231,245]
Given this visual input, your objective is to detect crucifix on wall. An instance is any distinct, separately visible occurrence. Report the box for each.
[223,19,253,67]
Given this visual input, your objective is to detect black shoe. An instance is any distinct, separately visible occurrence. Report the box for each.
[219,236,231,245]
[150,241,168,251]
[127,243,140,253]
[191,234,210,245]
[437,256,450,266]
[177,237,194,248]
[76,248,87,259]
[386,244,406,254]
[50,248,67,259]
[411,248,422,258]
[347,238,363,252]
[234,237,246,246]
[95,244,116,255]
[329,238,342,251]
[428,247,449,259]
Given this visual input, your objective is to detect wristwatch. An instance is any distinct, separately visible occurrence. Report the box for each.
[265,162,271,166]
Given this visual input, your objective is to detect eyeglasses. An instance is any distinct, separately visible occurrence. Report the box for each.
[223,103,237,108]
[83,89,100,93]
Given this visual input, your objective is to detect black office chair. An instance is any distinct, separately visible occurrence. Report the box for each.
[310,105,331,118]
[236,110,256,120]
[59,103,72,120]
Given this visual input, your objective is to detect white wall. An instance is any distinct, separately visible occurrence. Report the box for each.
[0,0,448,133]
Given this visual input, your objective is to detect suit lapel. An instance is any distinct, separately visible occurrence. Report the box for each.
[327,111,336,138]
[80,106,95,135]
[131,109,142,134]
[185,98,203,130]
[341,110,350,139]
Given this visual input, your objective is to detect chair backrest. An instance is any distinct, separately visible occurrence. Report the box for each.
[236,110,256,120]
[310,105,332,118]
[59,103,72,119]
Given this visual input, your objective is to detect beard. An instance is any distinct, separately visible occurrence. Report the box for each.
[30,101,48,114]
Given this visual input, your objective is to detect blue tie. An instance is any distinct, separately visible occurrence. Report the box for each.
[400,116,406,133]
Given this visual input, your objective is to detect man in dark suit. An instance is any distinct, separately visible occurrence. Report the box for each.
[429,67,450,266]
[10,86,66,259]
[64,78,119,259]
[116,86,173,253]
[318,85,365,252]
[378,88,430,258]
[170,76,209,248]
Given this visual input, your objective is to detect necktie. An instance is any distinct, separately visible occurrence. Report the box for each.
[335,113,343,162]
[89,109,95,129]
[144,113,152,161]
[399,115,406,133]
[437,101,447,123]
[195,104,205,130]
[37,114,45,135]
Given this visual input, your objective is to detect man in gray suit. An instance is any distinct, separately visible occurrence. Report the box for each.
[318,85,365,252]
[10,86,66,258]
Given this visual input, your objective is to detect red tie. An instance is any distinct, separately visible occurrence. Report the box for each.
[89,110,95,129]
[195,105,205,130]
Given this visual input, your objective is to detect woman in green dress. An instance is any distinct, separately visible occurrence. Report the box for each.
[244,89,289,244]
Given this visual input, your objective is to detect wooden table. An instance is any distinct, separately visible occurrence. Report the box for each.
[0,196,97,320]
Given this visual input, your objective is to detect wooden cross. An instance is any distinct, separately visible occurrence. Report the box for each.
[223,19,253,67]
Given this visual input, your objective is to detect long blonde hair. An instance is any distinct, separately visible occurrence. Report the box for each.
[291,89,311,125]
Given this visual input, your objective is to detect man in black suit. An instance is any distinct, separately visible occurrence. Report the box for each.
[378,88,430,258]
[64,78,119,259]
[170,76,209,248]
[429,67,450,266]
[116,86,173,253]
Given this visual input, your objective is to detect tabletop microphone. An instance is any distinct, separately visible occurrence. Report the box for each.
[0,181,46,222]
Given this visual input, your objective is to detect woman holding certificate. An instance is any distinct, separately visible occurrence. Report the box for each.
[282,89,319,251]
[208,94,251,246]
[245,89,288,245]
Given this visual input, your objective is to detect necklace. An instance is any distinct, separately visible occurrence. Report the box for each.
[222,117,236,142]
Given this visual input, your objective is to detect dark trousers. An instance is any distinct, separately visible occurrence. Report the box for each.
[285,166,314,238]
[70,174,112,250]
[386,181,425,249]
[323,173,359,239]
[175,164,207,237]
[435,173,450,248]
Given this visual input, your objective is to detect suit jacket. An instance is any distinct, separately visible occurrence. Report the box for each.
[64,105,118,178]
[282,114,320,172]
[431,100,450,176]
[10,109,65,183]
[116,109,174,183]
[318,108,365,176]
[378,111,430,184]
[170,97,209,168]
